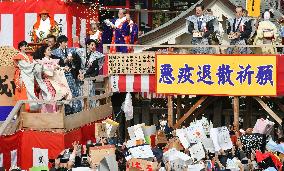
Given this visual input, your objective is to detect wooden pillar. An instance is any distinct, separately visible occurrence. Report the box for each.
[213,99,222,126]
[244,97,253,129]
[141,100,151,125]
[233,97,240,131]
[168,96,173,127]
[176,95,182,122]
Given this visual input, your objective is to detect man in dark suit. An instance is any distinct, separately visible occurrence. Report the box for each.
[227,6,252,54]
[186,4,217,54]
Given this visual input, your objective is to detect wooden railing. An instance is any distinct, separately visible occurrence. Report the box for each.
[0,75,111,135]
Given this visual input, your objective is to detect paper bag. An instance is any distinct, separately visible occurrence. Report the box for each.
[95,123,108,137]
[89,145,116,164]
[142,125,156,137]
[190,142,205,161]
[253,118,274,135]
[127,158,158,171]
[98,155,118,171]
[128,124,145,141]
[156,131,168,145]
[103,119,119,137]
[166,137,184,151]
[128,144,154,159]
[176,128,190,149]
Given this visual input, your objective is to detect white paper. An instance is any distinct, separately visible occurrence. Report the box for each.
[217,127,233,151]
[11,149,17,167]
[128,145,154,159]
[128,124,145,141]
[126,139,137,148]
[190,142,205,161]
[176,128,190,149]
[142,125,156,137]
[33,148,49,167]
[210,127,233,152]
[201,137,215,153]
[186,122,206,143]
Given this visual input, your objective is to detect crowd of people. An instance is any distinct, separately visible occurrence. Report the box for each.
[7,3,284,171]
[5,117,284,171]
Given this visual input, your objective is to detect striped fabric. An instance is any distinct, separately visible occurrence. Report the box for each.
[109,74,197,99]
[110,74,156,93]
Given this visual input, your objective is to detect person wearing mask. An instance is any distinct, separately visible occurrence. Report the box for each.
[52,35,82,114]
[32,10,59,43]
[254,10,279,54]
[227,6,252,54]
[13,41,51,111]
[186,4,217,54]
[104,9,130,53]
[76,39,104,108]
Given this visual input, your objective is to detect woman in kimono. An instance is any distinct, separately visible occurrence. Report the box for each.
[37,45,72,113]
[76,39,104,108]
[52,35,82,114]
[13,41,51,111]
[254,11,279,54]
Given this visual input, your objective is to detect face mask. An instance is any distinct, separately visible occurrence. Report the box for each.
[264,11,270,21]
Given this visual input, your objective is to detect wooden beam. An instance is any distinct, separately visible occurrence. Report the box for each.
[233,97,240,131]
[176,95,182,121]
[253,97,282,124]
[174,96,208,129]
[188,97,219,124]
[269,97,284,113]
[168,96,173,128]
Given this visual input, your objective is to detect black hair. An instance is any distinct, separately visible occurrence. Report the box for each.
[262,10,274,19]
[195,4,204,10]
[57,35,68,44]
[85,38,98,47]
[18,40,28,50]
[47,34,57,41]
[236,6,244,12]
[278,137,284,143]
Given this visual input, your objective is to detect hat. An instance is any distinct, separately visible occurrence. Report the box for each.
[39,9,49,15]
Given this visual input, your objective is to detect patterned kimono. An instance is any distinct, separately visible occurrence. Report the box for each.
[76,48,104,108]
[52,48,82,114]
[129,20,139,52]
[254,20,279,54]
[109,17,130,53]
[226,17,252,54]
[13,53,51,111]
[37,57,72,113]
[186,15,216,54]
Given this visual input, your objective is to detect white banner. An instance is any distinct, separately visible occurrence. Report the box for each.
[0,14,13,46]
[54,14,67,36]
[25,13,37,43]
[80,18,86,47]
[33,148,49,167]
